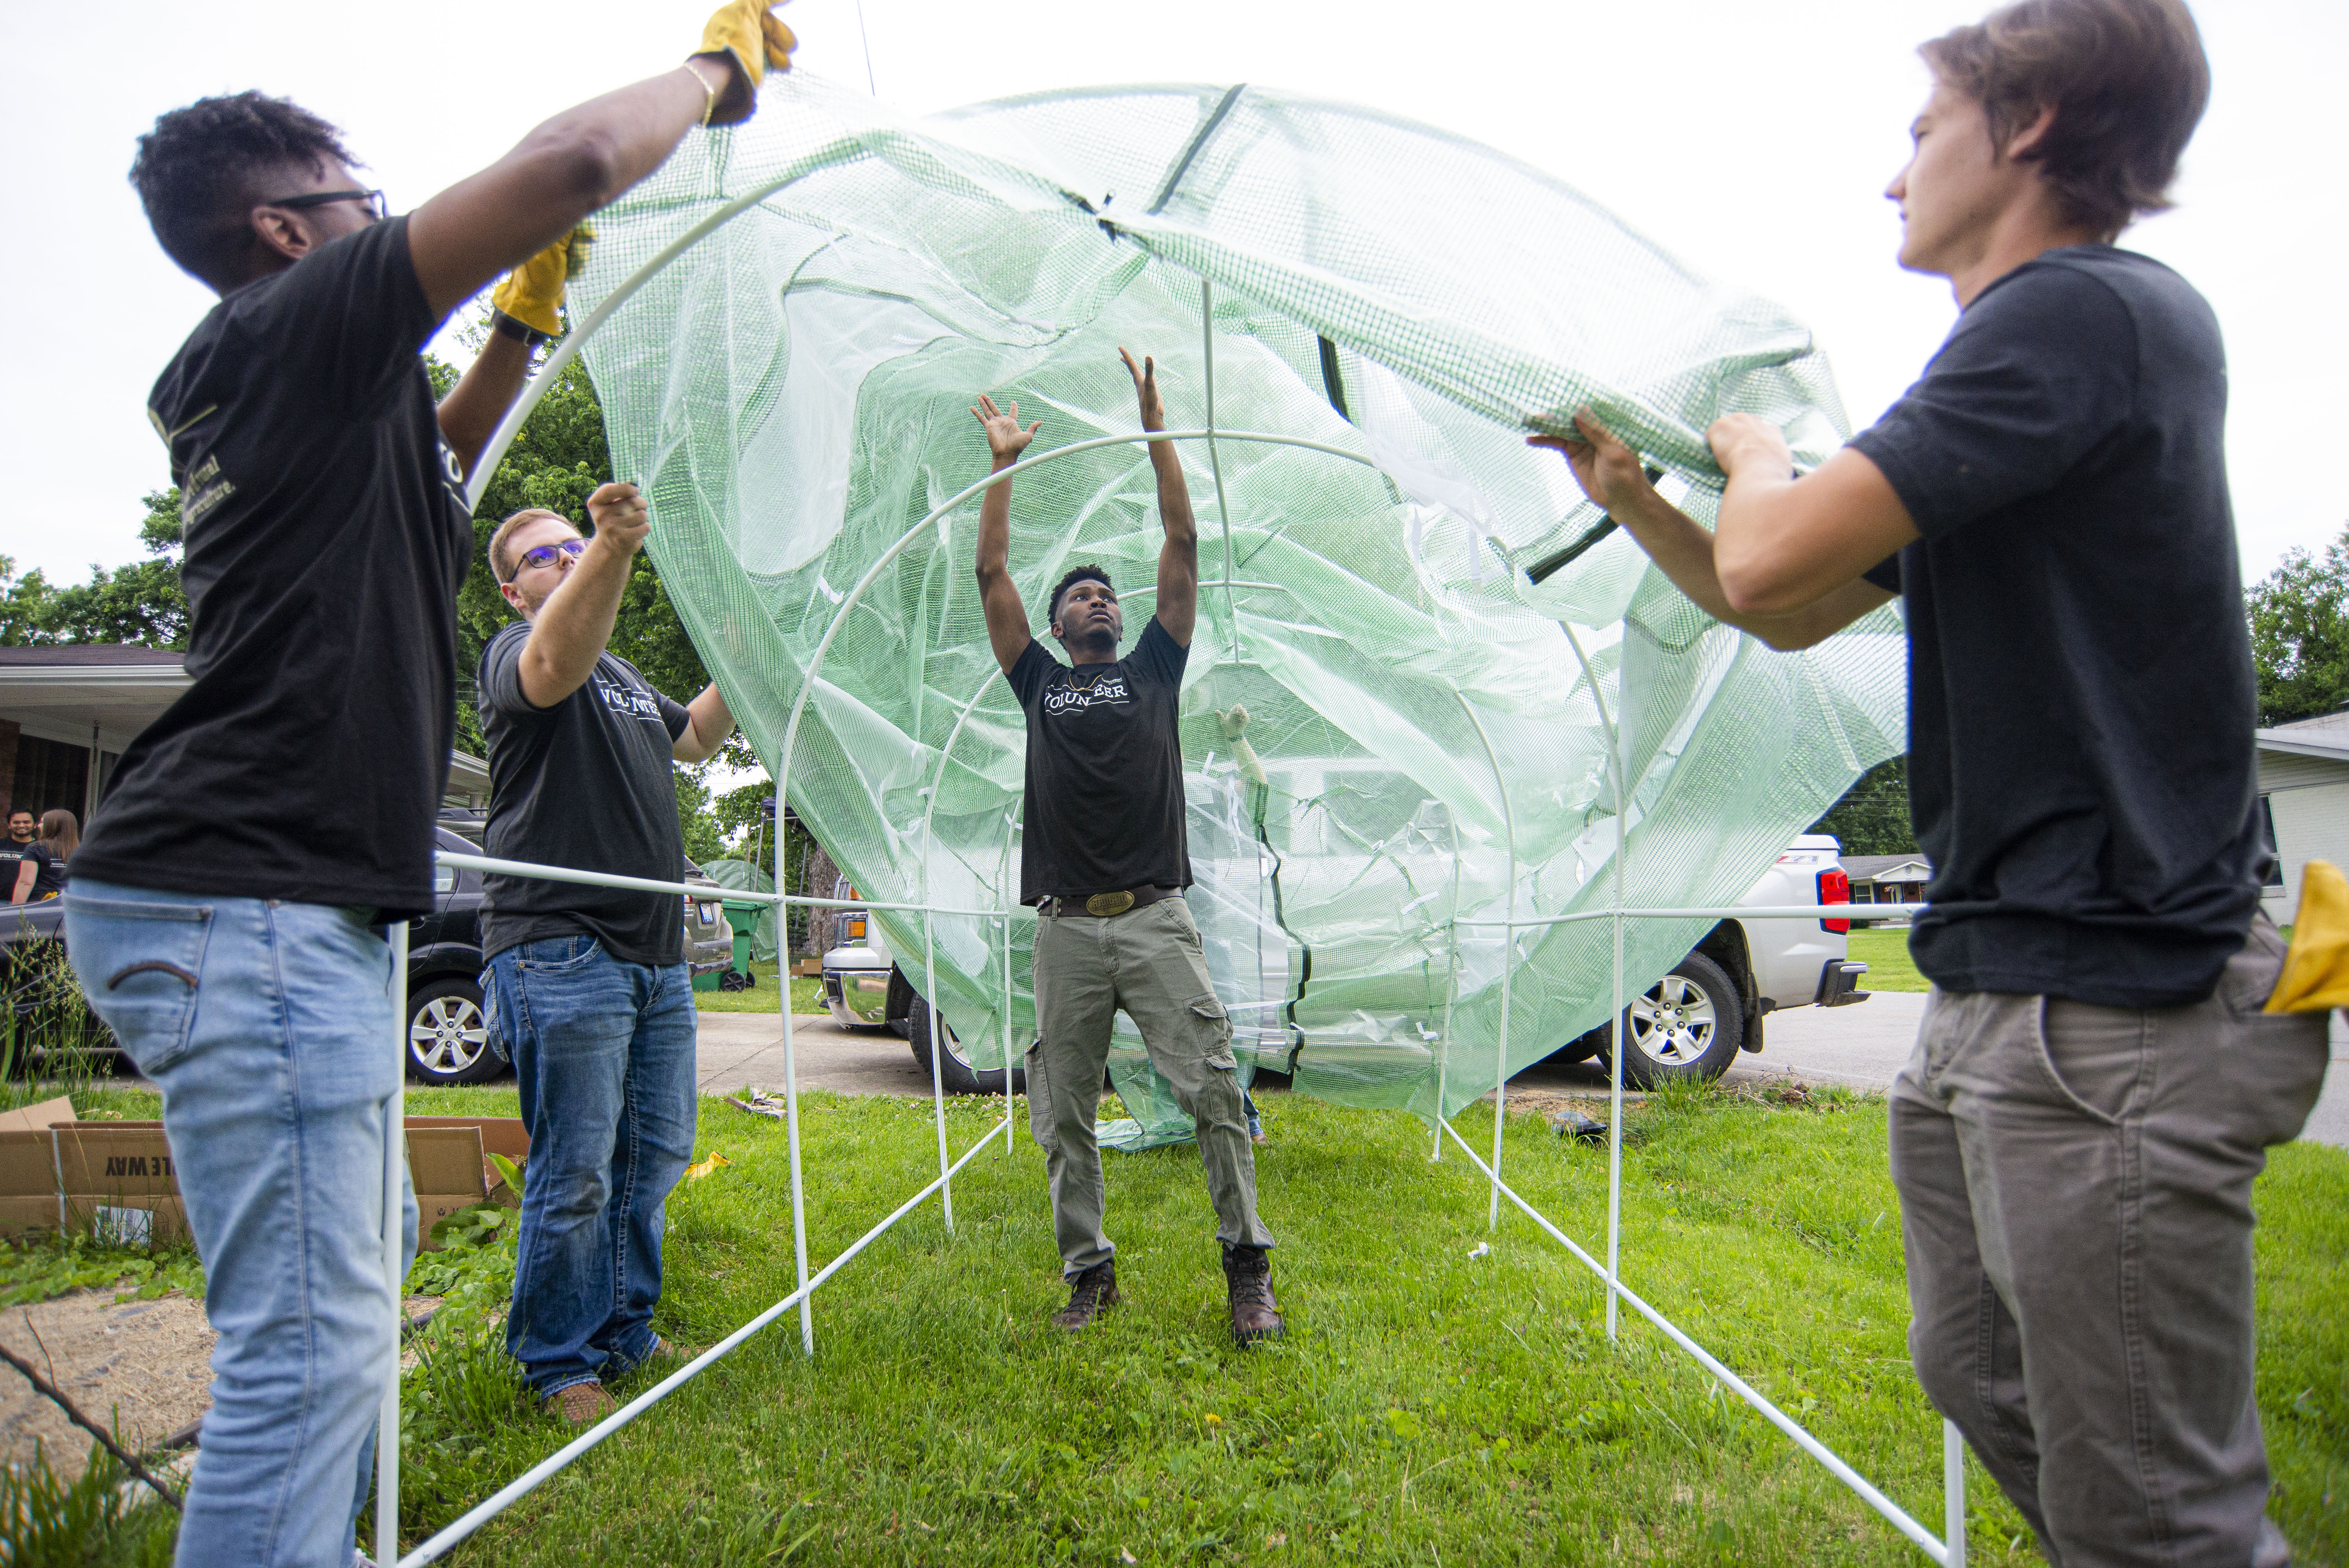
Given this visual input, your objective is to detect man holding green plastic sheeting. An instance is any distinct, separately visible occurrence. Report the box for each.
[973,350,1285,1347]
[1530,2,2326,1561]
[65,4,792,1562]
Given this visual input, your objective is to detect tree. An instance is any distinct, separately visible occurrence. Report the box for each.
[2245,523,2349,726]
[1808,754,1916,857]
[0,490,188,648]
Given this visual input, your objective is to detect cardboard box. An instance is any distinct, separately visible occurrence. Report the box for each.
[53,1122,193,1247]
[0,1100,529,1251]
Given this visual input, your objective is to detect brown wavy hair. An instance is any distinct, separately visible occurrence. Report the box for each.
[38,810,78,859]
[1919,0,2209,241]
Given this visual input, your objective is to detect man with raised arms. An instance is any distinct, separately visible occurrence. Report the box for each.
[1529,2,2326,1561]
[973,349,1285,1345]
[66,5,792,1561]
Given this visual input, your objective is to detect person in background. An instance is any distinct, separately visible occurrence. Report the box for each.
[62,5,794,1563]
[2,811,50,905]
[1530,1,2326,1561]
[29,811,76,900]
[477,487,736,1424]
[973,350,1286,1347]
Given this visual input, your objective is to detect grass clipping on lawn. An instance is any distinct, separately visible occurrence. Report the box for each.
[383,1085,2349,1568]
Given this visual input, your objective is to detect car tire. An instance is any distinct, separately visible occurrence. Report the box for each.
[909,996,1025,1096]
[406,977,503,1085]
[1596,951,1744,1088]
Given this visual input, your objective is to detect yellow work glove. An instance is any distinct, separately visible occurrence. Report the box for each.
[2265,859,2349,1012]
[695,0,796,123]
[488,225,593,339]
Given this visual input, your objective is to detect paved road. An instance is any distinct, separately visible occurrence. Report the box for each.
[694,992,2348,1149]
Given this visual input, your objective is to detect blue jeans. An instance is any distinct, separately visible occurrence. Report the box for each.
[486,936,697,1400]
[64,878,417,1568]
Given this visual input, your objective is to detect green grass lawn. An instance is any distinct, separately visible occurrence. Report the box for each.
[693,960,827,1014]
[11,1083,2344,1566]
[1847,928,1927,993]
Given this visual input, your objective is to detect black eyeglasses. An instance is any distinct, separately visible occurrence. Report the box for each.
[265,187,388,223]
[514,538,588,574]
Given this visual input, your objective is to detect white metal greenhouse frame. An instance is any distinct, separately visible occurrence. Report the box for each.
[371,191,1968,1566]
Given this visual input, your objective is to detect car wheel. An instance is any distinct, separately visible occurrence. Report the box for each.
[406,977,503,1085]
[1596,951,1743,1088]
[909,996,1025,1096]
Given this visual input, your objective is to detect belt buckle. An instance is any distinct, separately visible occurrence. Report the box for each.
[1085,890,1136,917]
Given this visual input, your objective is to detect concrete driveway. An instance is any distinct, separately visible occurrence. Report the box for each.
[693,992,2349,1150]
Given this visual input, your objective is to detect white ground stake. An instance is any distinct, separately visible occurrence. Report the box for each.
[376,921,409,1568]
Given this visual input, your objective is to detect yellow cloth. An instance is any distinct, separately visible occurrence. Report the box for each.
[488,226,593,338]
[697,0,797,102]
[2265,859,2349,1012]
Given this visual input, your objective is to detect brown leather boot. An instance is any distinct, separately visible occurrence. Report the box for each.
[1051,1260,1120,1330]
[1223,1244,1284,1344]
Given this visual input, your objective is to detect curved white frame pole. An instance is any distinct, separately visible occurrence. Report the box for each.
[1455,697,1514,1231]
[459,148,866,513]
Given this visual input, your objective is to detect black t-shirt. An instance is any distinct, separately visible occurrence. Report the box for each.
[1,840,54,898]
[1850,246,2263,1009]
[1008,618,1193,903]
[478,622,692,966]
[30,847,67,898]
[73,217,470,917]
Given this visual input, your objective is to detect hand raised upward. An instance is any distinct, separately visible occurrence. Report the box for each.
[971,394,1041,467]
[1119,347,1167,431]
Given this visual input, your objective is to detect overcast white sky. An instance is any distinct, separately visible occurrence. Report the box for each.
[3,0,2341,590]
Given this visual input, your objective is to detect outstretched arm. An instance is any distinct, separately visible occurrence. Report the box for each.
[405,2,793,323]
[1528,412,1896,652]
[517,483,650,707]
[972,394,1041,675]
[1124,348,1199,647]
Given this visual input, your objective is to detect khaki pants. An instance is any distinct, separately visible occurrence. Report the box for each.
[1026,896,1275,1276]
[1890,918,2328,1568]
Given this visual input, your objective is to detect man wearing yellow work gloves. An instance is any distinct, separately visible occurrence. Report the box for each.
[72,7,790,1566]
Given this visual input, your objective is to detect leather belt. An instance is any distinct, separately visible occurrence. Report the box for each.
[1037,885,1181,918]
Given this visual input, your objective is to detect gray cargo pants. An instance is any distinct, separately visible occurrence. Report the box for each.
[1026,896,1276,1276]
[1890,918,2329,1568]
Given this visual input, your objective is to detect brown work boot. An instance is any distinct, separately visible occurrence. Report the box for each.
[1223,1244,1284,1345]
[544,1381,615,1425]
[1051,1260,1120,1330]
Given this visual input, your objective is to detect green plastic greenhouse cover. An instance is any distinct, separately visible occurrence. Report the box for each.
[564,73,1905,1142]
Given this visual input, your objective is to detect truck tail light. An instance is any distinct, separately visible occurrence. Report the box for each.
[1817,867,1851,933]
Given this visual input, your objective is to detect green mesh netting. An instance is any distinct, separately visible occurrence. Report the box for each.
[566,74,1905,1141]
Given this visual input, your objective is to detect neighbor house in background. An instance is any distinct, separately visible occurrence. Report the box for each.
[0,645,490,820]
[2256,711,2348,927]
[1841,852,1934,922]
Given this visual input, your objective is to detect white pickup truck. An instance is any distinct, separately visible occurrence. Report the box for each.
[819,834,1871,1094]
[1546,833,1871,1088]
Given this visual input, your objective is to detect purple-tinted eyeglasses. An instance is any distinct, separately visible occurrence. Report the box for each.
[514,539,587,574]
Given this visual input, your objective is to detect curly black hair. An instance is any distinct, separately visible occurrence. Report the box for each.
[1047,564,1116,631]
[128,91,360,288]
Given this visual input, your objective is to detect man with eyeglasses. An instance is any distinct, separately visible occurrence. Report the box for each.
[474,491,734,1425]
[64,5,793,1564]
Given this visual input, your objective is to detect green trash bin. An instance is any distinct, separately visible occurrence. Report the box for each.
[723,900,761,983]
